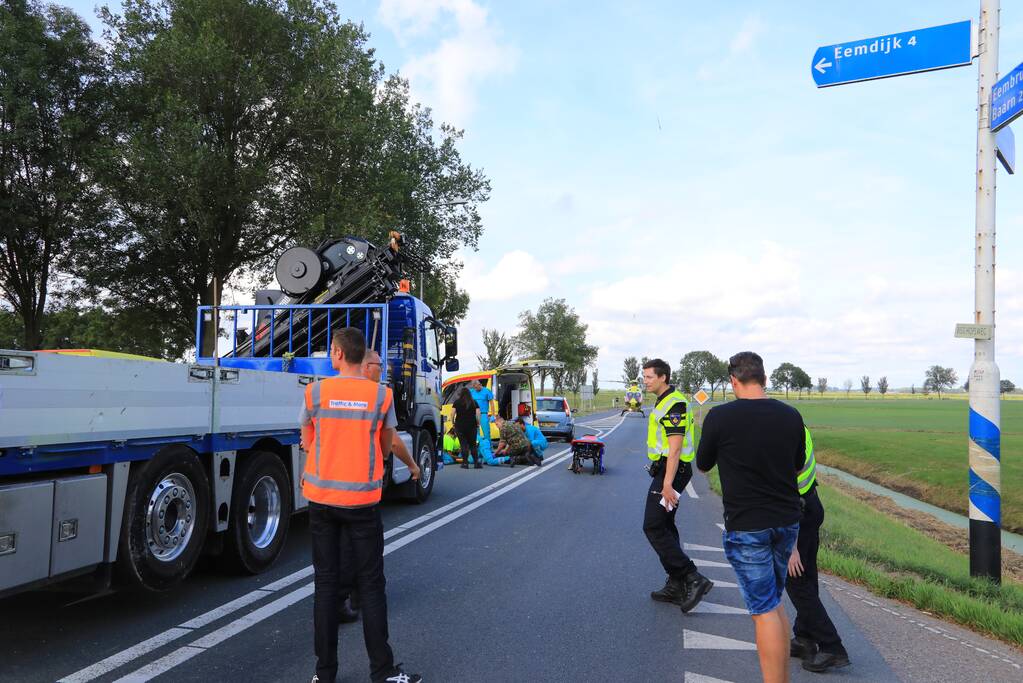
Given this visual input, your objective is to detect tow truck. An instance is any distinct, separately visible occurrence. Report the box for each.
[0,232,458,595]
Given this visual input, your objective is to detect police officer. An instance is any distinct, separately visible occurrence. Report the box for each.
[300,328,422,683]
[641,358,713,612]
[786,428,850,673]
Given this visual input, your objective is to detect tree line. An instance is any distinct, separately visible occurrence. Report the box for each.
[1,0,488,358]
[475,297,599,395]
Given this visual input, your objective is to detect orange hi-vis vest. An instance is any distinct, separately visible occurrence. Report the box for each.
[301,376,393,508]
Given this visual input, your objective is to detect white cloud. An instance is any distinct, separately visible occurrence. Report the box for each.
[459,250,549,302]
[378,0,517,127]
[729,14,764,54]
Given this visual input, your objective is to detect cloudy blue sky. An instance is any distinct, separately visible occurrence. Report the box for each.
[67,1,1023,389]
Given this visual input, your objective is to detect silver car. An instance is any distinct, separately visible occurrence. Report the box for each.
[535,396,575,441]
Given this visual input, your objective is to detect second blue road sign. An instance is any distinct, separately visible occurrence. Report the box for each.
[992,62,1023,132]
[812,20,973,88]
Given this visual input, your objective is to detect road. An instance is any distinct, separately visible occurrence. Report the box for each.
[2,411,1020,682]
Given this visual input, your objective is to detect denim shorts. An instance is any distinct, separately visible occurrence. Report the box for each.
[723,523,799,615]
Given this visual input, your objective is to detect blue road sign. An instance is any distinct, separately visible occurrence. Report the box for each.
[991,62,1023,132]
[812,20,972,88]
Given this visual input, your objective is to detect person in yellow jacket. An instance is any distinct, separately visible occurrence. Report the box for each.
[299,328,422,683]
[641,358,713,613]
[786,428,850,674]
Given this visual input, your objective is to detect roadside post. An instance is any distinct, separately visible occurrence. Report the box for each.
[812,2,1003,581]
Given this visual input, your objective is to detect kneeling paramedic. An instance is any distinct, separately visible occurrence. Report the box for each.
[641,358,713,612]
[300,328,422,683]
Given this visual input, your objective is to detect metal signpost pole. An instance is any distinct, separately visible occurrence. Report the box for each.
[969,0,1001,583]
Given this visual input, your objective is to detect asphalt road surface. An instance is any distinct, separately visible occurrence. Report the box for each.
[2,410,1020,682]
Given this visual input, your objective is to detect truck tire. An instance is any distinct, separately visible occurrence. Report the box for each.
[411,432,436,504]
[225,451,292,574]
[116,446,210,591]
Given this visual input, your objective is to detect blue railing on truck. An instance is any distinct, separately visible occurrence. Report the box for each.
[195,303,389,379]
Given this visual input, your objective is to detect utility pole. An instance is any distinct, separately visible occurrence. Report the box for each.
[969,0,1002,583]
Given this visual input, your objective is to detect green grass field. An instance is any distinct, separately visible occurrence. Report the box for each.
[788,399,1023,533]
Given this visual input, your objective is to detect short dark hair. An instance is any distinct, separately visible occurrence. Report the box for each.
[642,358,671,380]
[728,351,766,386]
[331,327,367,364]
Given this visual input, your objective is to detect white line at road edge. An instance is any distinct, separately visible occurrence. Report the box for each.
[61,416,627,683]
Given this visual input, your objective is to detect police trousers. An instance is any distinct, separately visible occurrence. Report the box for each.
[785,489,846,654]
[642,460,697,580]
[310,502,394,682]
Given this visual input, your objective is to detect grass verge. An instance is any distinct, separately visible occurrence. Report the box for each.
[700,459,1023,646]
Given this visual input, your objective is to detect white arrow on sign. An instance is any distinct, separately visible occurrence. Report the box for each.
[815,57,833,74]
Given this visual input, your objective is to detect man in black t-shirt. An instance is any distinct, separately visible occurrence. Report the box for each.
[697,351,803,683]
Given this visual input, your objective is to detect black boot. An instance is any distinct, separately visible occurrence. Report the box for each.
[803,649,850,673]
[679,571,713,613]
[790,636,817,660]
[650,576,686,605]
[460,460,469,469]
[474,455,483,469]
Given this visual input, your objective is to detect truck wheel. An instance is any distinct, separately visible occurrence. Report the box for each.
[225,451,292,574]
[116,446,210,591]
[411,432,436,504]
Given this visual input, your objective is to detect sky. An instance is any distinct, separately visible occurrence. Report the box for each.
[64,1,1023,390]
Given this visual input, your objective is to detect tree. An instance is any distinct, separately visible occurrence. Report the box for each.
[566,368,586,394]
[78,0,488,357]
[843,378,853,397]
[1002,379,1016,394]
[770,362,809,399]
[861,375,871,395]
[877,376,889,397]
[924,365,958,399]
[911,384,916,395]
[423,274,470,325]
[592,368,600,396]
[476,328,514,370]
[675,351,719,395]
[704,356,729,399]
[622,356,640,384]
[0,303,176,357]
[515,297,597,392]
[817,377,828,396]
[792,367,812,399]
[0,1,108,349]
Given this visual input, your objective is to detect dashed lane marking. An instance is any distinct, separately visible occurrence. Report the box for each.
[688,601,748,615]
[685,673,736,683]
[683,629,756,650]
[685,482,698,498]
[693,558,731,569]
[684,543,724,553]
[822,579,1021,671]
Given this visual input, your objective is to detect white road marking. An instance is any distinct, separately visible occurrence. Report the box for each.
[688,601,747,615]
[685,672,736,683]
[684,543,724,552]
[57,629,193,683]
[822,579,1021,671]
[693,558,732,569]
[85,419,630,683]
[684,629,757,650]
[685,482,698,498]
[712,579,739,588]
[716,523,726,531]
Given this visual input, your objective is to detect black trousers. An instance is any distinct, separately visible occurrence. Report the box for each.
[455,424,480,463]
[642,461,697,580]
[785,489,846,654]
[310,502,394,682]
